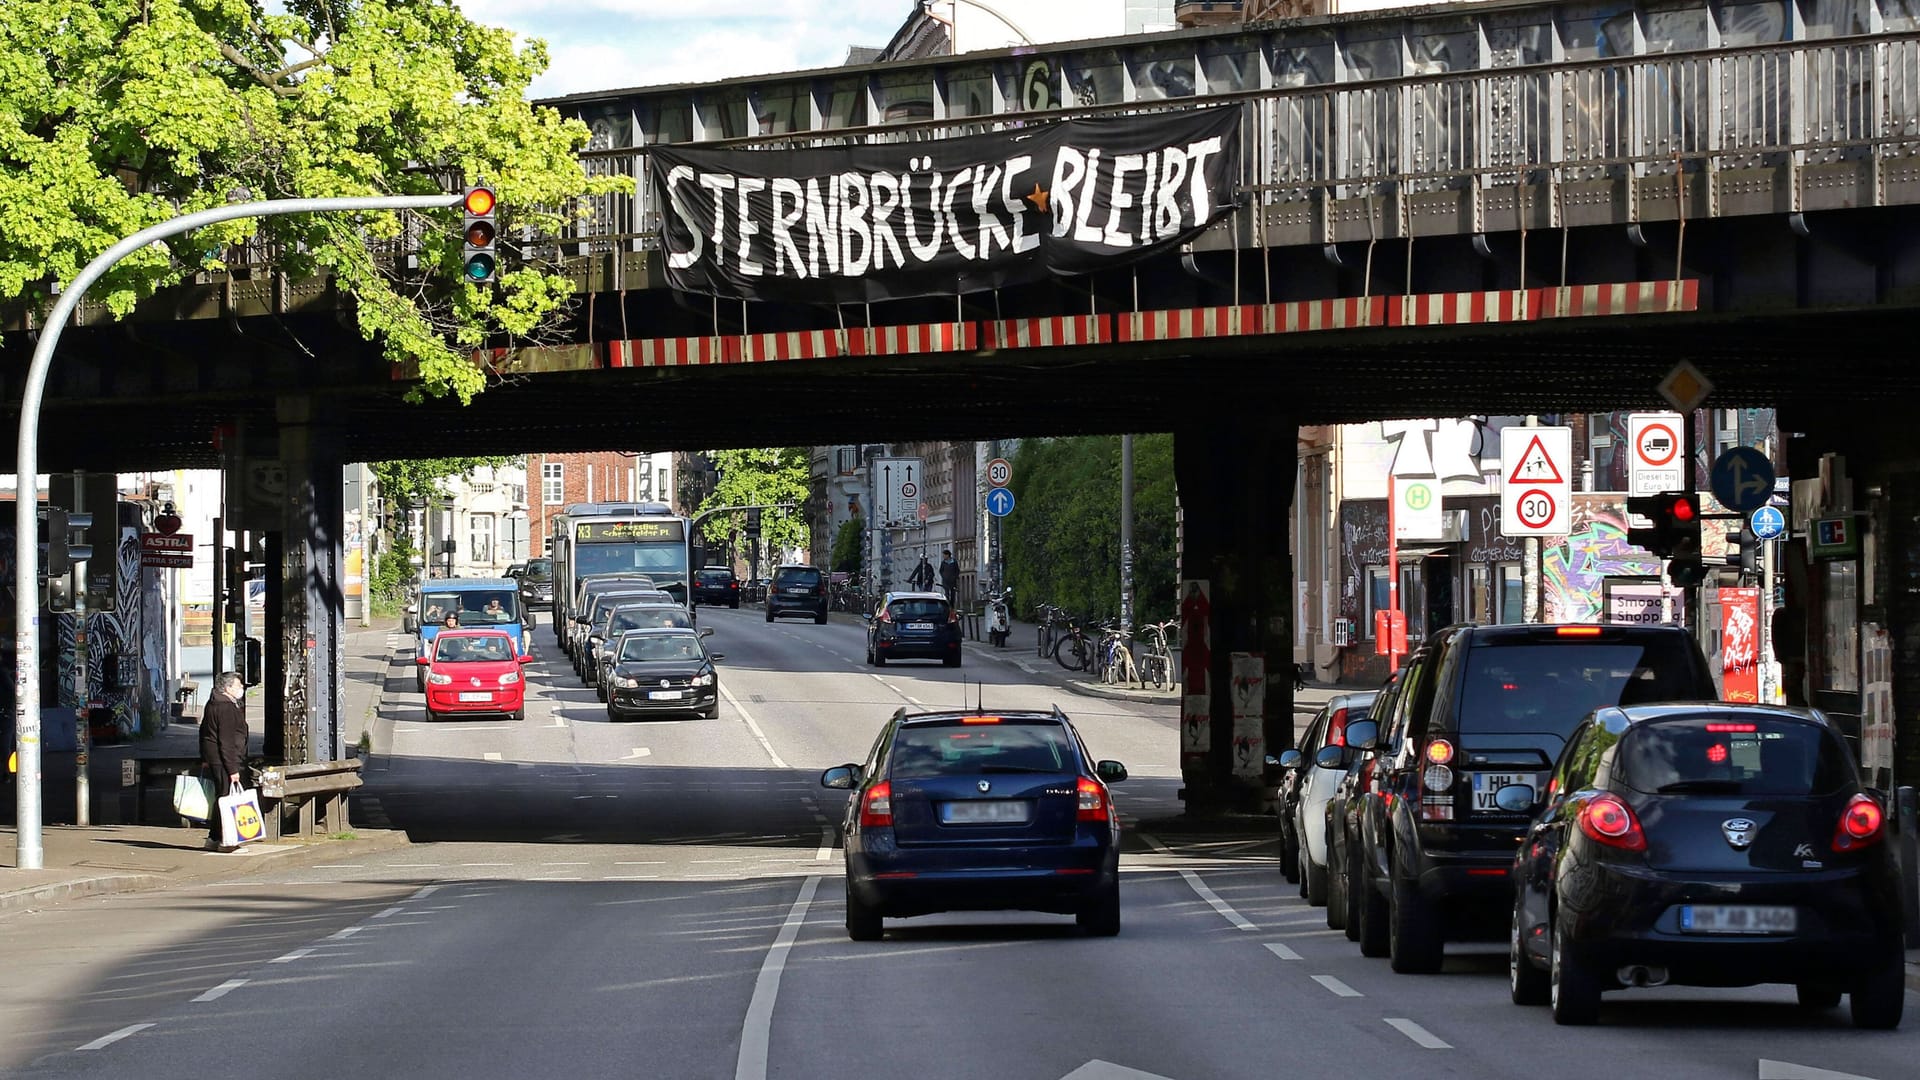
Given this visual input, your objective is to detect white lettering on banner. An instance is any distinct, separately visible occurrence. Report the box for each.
[735,178,765,277]
[769,178,805,276]
[902,172,943,262]
[664,165,703,269]
[842,173,872,276]
[1050,147,1087,239]
[1155,147,1189,241]
[1105,154,1142,247]
[999,156,1039,255]
[870,173,904,270]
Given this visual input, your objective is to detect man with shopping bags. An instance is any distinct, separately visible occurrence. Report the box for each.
[198,672,249,851]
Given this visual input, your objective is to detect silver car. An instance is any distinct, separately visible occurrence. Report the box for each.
[1279,691,1378,907]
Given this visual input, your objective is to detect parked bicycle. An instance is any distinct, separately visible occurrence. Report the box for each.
[1134,619,1178,690]
[1034,603,1067,659]
[1052,614,1096,672]
[1098,624,1140,687]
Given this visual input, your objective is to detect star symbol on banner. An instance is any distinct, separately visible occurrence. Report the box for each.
[1023,184,1050,214]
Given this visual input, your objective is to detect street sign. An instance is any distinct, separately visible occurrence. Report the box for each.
[986,457,1011,488]
[1710,446,1776,514]
[1658,360,1715,412]
[1499,426,1571,537]
[1750,505,1786,541]
[1395,478,1442,540]
[1627,412,1685,496]
[873,456,923,526]
[986,488,1016,517]
[139,533,194,569]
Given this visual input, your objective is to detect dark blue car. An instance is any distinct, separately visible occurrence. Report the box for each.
[865,591,962,667]
[821,707,1129,940]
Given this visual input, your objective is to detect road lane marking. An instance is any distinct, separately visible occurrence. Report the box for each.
[328,926,364,940]
[76,1024,154,1051]
[736,875,821,1080]
[721,683,789,768]
[1141,835,1257,931]
[269,947,314,964]
[1758,1064,1880,1080]
[483,752,502,761]
[622,748,651,759]
[1384,1018,1450,1049]
[372,906,405,919]
[1264,943,1301,961]
[408,884,444,900]
[1310,975,1362,998]
[192,979,248,1003]
[816,827,835,861]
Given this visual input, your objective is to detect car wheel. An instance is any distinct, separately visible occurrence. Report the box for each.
[424,707,440,722]
[509,710,525,723]
[1304,852,1329,907]
[416,671,427,695]
[1325,848,1347,929]
[730,599,739,609]
[1849,955,1906,1030]
[1281,830,1300,886]
[1343,852,1363,942]
[873,652,886,667]
[1509,898,1550,1006]
[765,610,775,623]
[845,881,883,941]
[815,612,828,625]
[1356,857,1389,957]
[1796,983,1843,1010]
[596,682,607,703]
[606,706,618,722]
[943,654,961,668]
[1550,915,1602,1026]
[1389,860,1445,974]
[1076,883,1121,937]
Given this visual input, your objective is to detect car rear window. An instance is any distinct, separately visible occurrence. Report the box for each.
[889,721,1074,778]
[524,559,553,582]
[1458,640,1705,735]
[888,599,950,621]
[697,569,733,583]
[774,568,821,587]
[1616,716,1854,796]
[613,608,692,631]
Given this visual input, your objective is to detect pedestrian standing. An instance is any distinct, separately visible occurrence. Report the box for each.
[909,555,935,592]
[939,550,959,605]
[199,672,249,851]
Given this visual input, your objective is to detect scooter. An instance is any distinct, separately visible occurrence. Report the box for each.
[986,587,1012,648]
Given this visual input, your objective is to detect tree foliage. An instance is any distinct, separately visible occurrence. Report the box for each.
[1002,435,1177,625]
[830,516,865,576]
[696,448,811,559]
[0,0,626,401]
[367,455,513,599]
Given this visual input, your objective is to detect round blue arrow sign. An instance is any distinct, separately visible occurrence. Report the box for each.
[986,488,1016,517]
[1710,446,1776,514]
[1749,505,1786,541]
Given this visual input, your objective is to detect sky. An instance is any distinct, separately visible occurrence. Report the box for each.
[453,0,920,99]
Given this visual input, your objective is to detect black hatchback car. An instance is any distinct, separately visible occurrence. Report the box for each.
[1507,704,1904,1028]
[765,564,828,623]
[692,566,740,608]
[866,592,962,667]
[821,707,1129,940]
[1347,623,1716,973]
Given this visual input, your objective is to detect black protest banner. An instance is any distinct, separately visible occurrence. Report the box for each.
[650,106,1243,304]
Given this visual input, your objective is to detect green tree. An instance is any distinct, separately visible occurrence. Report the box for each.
[1,0,626,402]
[830,516,865,576]
[368,456,513,600]
[1003,435,1177,625]
[696,448,811,560]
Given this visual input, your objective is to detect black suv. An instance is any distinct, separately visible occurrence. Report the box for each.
[766,564,828,624]
[518,558,554,613]
[692,567,740,608]
[1345,623,1716,973]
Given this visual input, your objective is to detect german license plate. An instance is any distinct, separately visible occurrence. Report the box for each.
[909,622,935,630]
[648,690,683,700]
[941,800,1030,824]
[787,587,809,594]
[1679,905,1797,934]
[458,692,491,702]
[1471,772,1544,811]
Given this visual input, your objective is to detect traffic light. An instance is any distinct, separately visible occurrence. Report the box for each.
[1626,492,1700,558]
[745,508,762,540]
[41,507,92,612]
[461,184,498,283]
[225,548,249,616]
[1725,524,1760,573]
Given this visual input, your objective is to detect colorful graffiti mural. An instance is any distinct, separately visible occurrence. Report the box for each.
[1542,496,1664,622]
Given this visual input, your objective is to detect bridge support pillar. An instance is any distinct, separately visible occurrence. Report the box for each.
[1174,408,1296,815]
[274,396,346,769]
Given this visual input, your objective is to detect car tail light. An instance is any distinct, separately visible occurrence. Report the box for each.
[948,608,959,623]
[960,716,1001,724]
[1834,793,1885,852]
[859,781,893,828]
[1706,723,1758,733]
[818,582,828,596]
[1556,626,1603,637]
[1327,708,1349,747]
[877,608,893,623]
[1422,765,1453,793]
[729,581,738,590]
[1425,739,1455,765]
[1077,777,1110,823]
[1577,794,1647,851]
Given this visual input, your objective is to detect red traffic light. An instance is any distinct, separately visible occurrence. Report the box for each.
[463,186,497,216]
[1668,497,1697,523]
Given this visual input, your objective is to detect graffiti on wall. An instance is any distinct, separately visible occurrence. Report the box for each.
[56,526,153,736]
[1542,496,1663,622]
[1337,501,1389,625]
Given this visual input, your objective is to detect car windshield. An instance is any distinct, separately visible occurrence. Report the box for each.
[887,599,949,621]
[421,590,519,626]
[523,559,553,583]
[889,720,1073,778]
[619,635,703,662]
[1458,641,1704,735]
[435,635,515,663]
[611,608,692,632]
[1616,716,1854,796]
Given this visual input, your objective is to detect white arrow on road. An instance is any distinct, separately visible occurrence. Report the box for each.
[1059,1062,1178,1080]
[1759,1060,1881,1080]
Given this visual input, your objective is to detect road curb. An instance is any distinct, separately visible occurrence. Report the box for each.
[961,638,1180,707]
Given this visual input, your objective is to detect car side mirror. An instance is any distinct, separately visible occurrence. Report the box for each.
[1095,760,1128,784]
[574,615,590,625]
[1314,745,1347,770]
[709,653,726,662]
[1493,783,1538,814]
[820,764,863,789]
[700,627,715,638]
[1344,719,1380,751]
[518,655,533,664]
[414,657,430,667]
[1277,749,1304,770]
[405,605,418,615]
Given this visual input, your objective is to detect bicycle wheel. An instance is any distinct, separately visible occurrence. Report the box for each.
[1054,635,1089,671]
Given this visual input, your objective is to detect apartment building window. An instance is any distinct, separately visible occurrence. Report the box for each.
[542,463,565,505]
[470,514,495,565]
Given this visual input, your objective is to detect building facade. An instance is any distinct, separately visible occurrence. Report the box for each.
[527,451,679,555]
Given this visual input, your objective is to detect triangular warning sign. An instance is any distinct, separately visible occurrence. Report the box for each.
[1507,434,1565,484]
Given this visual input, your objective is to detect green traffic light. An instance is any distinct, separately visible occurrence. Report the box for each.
[464,254,497,282]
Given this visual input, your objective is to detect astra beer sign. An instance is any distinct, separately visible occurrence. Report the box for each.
[651,107,1243,304]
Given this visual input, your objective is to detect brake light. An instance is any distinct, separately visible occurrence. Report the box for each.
[1077,776,1110,823]
[818,582,828,596]
[729,581,738,590]
[1705,723,1758,733]
[877,608,892,623]
[1327,708,1349,748]
[960,716,1001,724]
[1577,794,1647,851]
[1425,739,1455,765]
[948,608,960,624]
[1556,626,1603,637]
[1834,793,1885,851]
[859,782,893,828]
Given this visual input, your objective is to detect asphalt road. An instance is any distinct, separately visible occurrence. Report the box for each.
[3,609,1915,1079]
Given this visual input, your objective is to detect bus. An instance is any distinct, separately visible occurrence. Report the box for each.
[549,502,693,639]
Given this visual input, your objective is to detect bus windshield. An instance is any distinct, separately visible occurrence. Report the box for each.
[421,589,521,627]
[574,542,687,589]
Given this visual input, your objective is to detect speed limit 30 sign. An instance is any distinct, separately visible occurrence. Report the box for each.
[986,458,1012,488]
[1499,426,1572,538]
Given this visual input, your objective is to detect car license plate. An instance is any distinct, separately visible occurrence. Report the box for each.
[787,587,809,594]
[1679,905,1797,935]
[1471,772,1544,811]
[941,800,1030,824]
[648,690,683,700]
[908,622,935,630]
[458,692,491,702]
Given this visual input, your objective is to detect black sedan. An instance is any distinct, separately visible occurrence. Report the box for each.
[604,628,724,721]
[1508,704,1905,1028]
[865,592,962,667]
[821,708,1128,940]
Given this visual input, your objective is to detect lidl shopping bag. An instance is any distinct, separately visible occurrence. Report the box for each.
[218,787,268,847]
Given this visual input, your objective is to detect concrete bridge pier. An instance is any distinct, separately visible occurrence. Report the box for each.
[268,396,347,769]
[1174,405,1297,815]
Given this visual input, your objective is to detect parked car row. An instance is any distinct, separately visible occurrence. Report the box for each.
[1281,622,1905,1029]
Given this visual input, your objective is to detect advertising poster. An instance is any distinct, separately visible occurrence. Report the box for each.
[1179,579,1211,758]
[1718,587,1762,703]
[1230,652,1265,779]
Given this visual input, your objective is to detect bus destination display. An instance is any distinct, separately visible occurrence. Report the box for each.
[576,520,686,543]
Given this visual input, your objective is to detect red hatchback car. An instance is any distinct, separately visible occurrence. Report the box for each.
[417,629,531,721]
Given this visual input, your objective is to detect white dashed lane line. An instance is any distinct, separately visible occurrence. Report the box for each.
[1140,835,1258,931]
[1264,942,1301,961]
[1384,1018,1451,1049]
[269,947,315,964]
[76,1024,153,1051]
[191,979,248,1003]
[1311,975,1363,998]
